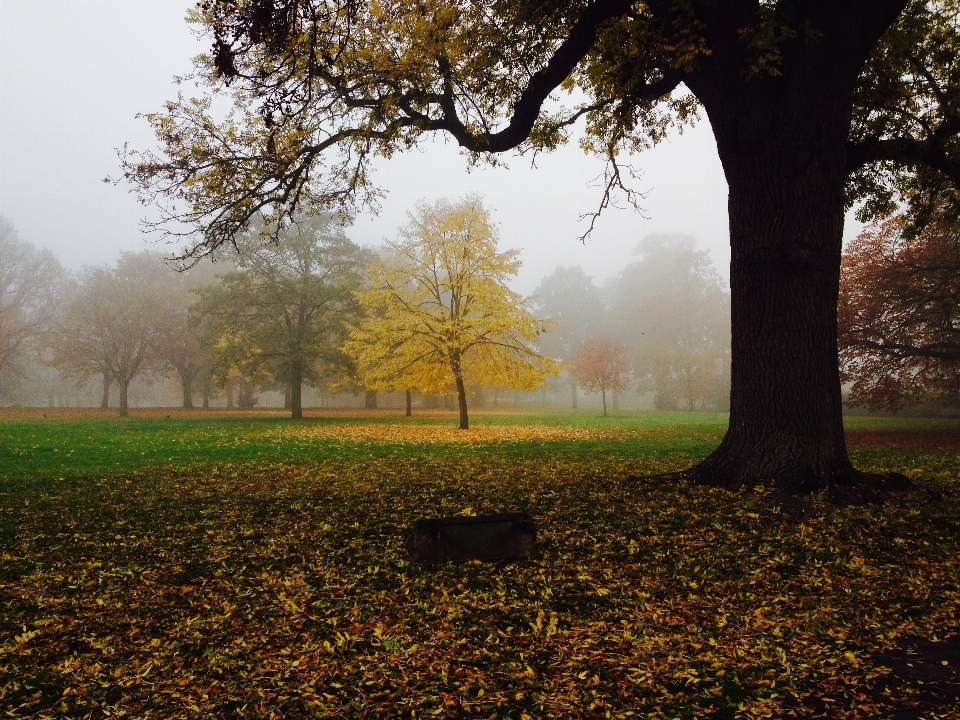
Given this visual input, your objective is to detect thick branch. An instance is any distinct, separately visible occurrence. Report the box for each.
[848,133,960,179]
[422,0,636,153]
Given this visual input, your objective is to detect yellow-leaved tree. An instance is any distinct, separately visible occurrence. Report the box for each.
[346,197,558,429]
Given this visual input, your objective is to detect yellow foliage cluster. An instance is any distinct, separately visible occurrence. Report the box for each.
[345,197,559,422]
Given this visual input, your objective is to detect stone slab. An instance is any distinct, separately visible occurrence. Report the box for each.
[407,512,536,562]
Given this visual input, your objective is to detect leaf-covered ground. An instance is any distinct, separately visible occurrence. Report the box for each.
[2,410,959,718]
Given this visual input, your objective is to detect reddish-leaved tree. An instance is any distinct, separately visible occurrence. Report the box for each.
[572,337,633,417]
[839,216,960,410]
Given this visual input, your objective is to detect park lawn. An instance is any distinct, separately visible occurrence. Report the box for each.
[1,410,959,719]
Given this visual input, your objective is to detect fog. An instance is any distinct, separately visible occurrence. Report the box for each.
[0,211,732,412]
[0,0,734,295]
[0,0,865,411]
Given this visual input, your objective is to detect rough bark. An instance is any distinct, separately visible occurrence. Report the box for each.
[291,358,303,419]
[681,12,905,492]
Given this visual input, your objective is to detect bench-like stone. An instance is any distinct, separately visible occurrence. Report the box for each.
[407,512,536,562]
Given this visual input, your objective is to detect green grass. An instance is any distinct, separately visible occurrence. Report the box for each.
[0,409,729,481]
[2,410,959,718]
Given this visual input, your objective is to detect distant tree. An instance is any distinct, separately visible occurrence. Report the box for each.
[839,216,960,410]
[346,197,559,429]
[606,234,730,410]
[154,260,225,409]
[533,266,606,409]
[572,337,633,417]
[189,310,222,409]
[202,214,363,419]
[53,252,173,416]
[0,218,68,379]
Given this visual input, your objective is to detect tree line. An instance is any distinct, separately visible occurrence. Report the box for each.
[3,204,954,420]
[0,199,554,422]
[1,213,364,415]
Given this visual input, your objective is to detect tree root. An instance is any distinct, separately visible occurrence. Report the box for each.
[626,465,912,511]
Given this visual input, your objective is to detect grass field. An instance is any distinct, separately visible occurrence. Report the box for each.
[2,409,959,718]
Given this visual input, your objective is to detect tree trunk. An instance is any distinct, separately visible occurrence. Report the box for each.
[685,45,873,493]
[601,387,607,417]
[203,387,210,409]
[101,373,111,409]
[291,358,303,419]
[119,378,130,417]
[571,378,578,410]
[364,389,378,409]
[180,371,194,409]
[238,380,257,408]
[451,355,469,429]
[405,388,412,417]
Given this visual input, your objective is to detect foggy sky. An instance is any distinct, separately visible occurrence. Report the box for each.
[0,0,864,295]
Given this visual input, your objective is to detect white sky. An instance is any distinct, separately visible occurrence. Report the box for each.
[0,0,864,295]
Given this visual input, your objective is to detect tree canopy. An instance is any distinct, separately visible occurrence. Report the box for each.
[533,266,606,409]
[121,0,958,256]
[0,218,67,376]
[201,214,363,418]
[606,234,730,411]
[572,336,633,417]
[345,196,558,429]
[839,216,960,410]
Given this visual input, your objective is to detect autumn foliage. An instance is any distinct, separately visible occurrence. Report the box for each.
[345,197,558,429]
[572,337,633,416]
[3,412,960,719]
[839,216,960,410]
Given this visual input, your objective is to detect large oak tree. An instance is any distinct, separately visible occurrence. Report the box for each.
[122,0,960,492]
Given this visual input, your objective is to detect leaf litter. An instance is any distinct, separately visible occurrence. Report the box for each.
[1,424,959,718]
